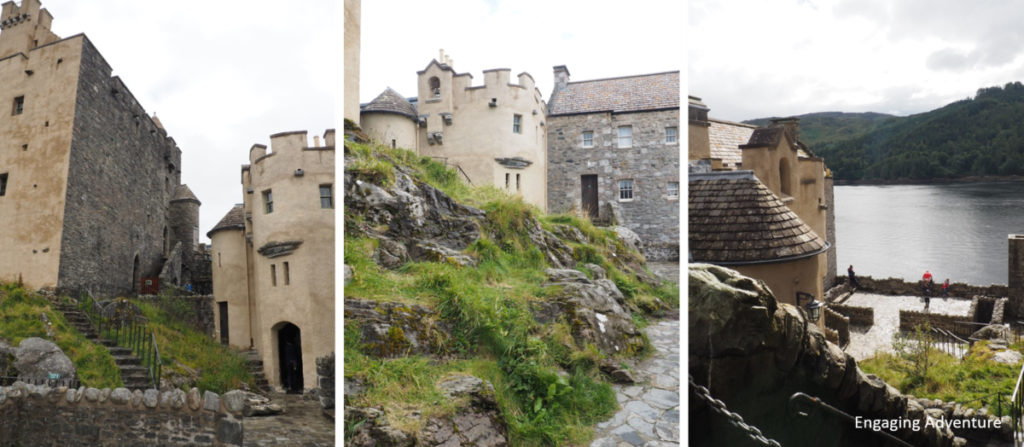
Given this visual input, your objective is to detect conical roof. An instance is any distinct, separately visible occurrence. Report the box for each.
[207,205,245,238]
[170,184,201,205]
[689,171,828,264]
[360,87,418,119]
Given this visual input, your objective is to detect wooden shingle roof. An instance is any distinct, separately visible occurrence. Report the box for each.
[689,172,828,264]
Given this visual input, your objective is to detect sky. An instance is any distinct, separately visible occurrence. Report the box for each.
[39,0,336,243]
[358,0,682,108]
[689,0,1024,123]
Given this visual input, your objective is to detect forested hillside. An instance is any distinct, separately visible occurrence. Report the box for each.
[813,82,1024,181]
[742,111,894,147]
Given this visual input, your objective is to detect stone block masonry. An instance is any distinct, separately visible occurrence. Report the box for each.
[0,382,245,446]
[829,304,874,326]
[899,309,973,338]
[841,275,1008,300]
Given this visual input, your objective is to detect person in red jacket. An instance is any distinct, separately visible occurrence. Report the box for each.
[942,279,950,298]
[922,271,933,308]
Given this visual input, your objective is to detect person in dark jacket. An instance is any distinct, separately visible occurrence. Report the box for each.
[847,265,861,288]
[282,341,299,391]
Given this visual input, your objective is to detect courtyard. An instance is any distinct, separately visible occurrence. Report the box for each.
[841,292,973,361]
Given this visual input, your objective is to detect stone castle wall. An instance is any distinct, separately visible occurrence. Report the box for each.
[899,309,974,338]
[824,177,837,289]
[828,303,874,326]
[135,294,216,337]
[57,37,182,298]
[547,109,680,261]
[840,275,1008,299]
[0,383,244,446]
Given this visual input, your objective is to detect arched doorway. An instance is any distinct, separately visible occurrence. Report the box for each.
[132,255,140,293]
[276,323,303,393]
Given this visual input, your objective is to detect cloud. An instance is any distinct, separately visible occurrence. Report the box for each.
[925,47,977,72]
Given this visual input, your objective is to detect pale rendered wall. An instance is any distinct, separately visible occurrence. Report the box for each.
[688,121,710,160]
[416,63,548,211]
[343,0,360,124]
[360,113,417,150]
[734,254,827,330]
[210,228,251,348]
[0,36,81,289]
[0,0,59,60]
[244,131,335,390]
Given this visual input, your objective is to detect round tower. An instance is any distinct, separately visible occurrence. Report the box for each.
[169,184,201,284]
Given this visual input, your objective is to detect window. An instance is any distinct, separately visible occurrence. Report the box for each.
[320,185,333,209]
[429,77,441,98]
[12,96,24,115]
[263,190,274,213]
[284,262,290,285]
[666,127,678,144]
[218,253,221,268]
[619,179,634,201]
[668,182,679,198]
[513,115,522,134]
[271,264,277,286]
[516,174,521,191]
[583,131,594,148]
[505,173,510,189]
[618,126,632,148]
[391,139,396,149]
[0,173,7,196]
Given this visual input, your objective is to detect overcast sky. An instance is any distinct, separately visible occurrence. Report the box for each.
[358,0,681,108]
[41,0,335,243]
[689,0,1024,123]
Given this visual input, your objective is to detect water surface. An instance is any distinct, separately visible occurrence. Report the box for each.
[836,181,1024,286]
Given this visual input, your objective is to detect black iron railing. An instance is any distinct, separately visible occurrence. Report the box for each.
[0,376,80,389]
[1011,360,1024,446]
[930,327,970,360]
[78,292,162,389]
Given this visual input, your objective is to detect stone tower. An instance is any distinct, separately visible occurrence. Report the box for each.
[342,0,362,124]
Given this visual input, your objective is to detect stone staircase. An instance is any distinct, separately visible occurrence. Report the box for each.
[58,306,153,391]
[243,350,273,393]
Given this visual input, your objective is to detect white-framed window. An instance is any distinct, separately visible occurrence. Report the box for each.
[513,115,522,134]
[320,184,333,209]
[618,126,632,148]
[668,182,679,198]
[666,127,678,144]
[619,179,634,201]
[263,190,274,214]
[582,131,594,148]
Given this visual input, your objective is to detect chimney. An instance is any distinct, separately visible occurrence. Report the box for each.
[444,54,450,65]
[314,135,321,147]
[553,65,571,92]
[439,49,445,64]
[769,117,801,146]
[449,58,454,69]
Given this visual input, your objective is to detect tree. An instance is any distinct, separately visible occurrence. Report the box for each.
[889,323,938,387]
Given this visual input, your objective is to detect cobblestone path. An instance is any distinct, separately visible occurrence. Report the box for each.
[843,292,972,361]
[242,393,335,447]
[646,262,680,284]
[590,318,680,447]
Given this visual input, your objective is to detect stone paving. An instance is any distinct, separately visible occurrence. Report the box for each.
[842,292,972,361]
[242,393,335,447]
[590,318,680,447]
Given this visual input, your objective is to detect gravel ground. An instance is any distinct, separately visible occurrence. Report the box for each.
[842,292,972,361]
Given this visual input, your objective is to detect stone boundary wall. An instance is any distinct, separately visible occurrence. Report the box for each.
[899,310,973,338]
[316,352,335,413]
[829,304,874,326]
[135,295,216,337]
[824,306,850,347]
[840,275,1008,298]
[0,383,245,446]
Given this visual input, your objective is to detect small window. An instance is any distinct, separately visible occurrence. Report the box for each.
[505,173,510,189]
[271,264,277,286]
[583,131,594,148]
[284,262,290,285]
[666,127,678,144]
[429,77,441,98]
[263,190,274,214]
[619,179,634,201]
[391,139,396,149]
[218,253,222,268]
[0,173,7,196]
[668,182,679,198]
[320,185,333,209]
[12,96,24,115]
[516,174,521,191]
[513,115,522,134]
[618,126,632,148]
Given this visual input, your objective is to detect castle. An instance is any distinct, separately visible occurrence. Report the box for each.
[0,0,202,297]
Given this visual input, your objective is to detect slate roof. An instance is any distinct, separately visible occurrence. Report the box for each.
[360,87,418,119]
[689,172,828,264]
[549,71,679,115]
[207,205,245,238]
[708,118,755,168]
[170,184,200,204]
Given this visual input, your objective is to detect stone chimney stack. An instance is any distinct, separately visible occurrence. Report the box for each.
[769,117,801,146]
[439,48,445,64]
[553,65,571,92]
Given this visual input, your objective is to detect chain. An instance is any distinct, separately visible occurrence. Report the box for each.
[689,375,782,447]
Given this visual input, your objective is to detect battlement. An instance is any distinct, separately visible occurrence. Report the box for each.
[1,0,51,30]
[0,0,58,59]
[250,130,335,164]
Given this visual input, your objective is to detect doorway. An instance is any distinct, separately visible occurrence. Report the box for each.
[218,302,229,345]
[277,323,303,393]
[581,175,599,219]
[132,255,140,294]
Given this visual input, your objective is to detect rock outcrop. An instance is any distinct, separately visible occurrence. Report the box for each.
[13,338,76,381]
[535,269,644,356]
[689,264,961,447]
[344,299,451,359]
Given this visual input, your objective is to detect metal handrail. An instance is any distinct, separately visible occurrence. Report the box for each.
[151,333,162,390]
[1011,360,1024,446]
[76,293,162,390]
[788,392,914,447]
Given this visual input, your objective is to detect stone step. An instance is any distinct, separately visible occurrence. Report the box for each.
[113,355,142,366]
[108,347,133,356]
[96,339,117,347]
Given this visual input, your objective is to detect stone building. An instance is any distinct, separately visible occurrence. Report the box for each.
[360,50,550,211]
[0,0,200,297]
[689,170,830,330]
[208,130,335,393]
[687,95,755,171]
[344,0,360,125]
[546,68,680,261]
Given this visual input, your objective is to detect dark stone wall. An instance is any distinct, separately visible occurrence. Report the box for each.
[547,109,680,261]
[828,303,874,326]
[1008,235,1024,319]
[316,352,335,412]
[169,197,200,284]
[57,37,183,298]
[839,275,1008,298]
[824,177,837,289]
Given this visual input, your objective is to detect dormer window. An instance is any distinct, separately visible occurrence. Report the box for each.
[429,77,441,98]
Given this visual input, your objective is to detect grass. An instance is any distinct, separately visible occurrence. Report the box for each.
[860,340,1022,416]
[0,282,122,389]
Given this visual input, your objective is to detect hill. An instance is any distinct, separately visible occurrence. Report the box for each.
[741,111,895,147]
[812,82,1024,181]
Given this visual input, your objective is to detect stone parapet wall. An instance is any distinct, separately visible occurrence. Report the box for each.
[0,383,245,446]
[840,275,1008,299]
[135,294,215,337]
[824,306,850,347]
[829,304,874,326]
[899,310,973,338]
[642,244,679,263]
[316,352,335,412]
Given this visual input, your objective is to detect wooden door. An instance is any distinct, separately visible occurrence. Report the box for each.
[581,175,599,219]
[218,302,229,345]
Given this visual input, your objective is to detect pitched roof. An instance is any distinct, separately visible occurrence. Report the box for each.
[708,118,755,168]
[689,172,828,264]
[170,184,200,204]
[207,205,245,238]
[549,71,680,115]
[360,87,418,119]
